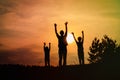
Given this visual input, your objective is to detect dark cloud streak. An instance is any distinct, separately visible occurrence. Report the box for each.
[0,28,29,38]
[0,43,4,47]
[0,8,10,15]
[0,0,17,15]
[0,47,43,65]
[0,0,17,8]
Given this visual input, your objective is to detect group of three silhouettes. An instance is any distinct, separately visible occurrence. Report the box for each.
[44,22,84,67]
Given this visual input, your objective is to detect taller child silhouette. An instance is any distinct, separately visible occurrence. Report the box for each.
[54,22,68,66]
[72,31,84,65]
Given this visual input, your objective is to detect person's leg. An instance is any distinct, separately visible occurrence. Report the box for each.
[78,53,81,65]
[63,54,67,66]
[63,52,67,66]
[48,56,50,66]
[81,53,84,65]
[59,50,62,67]
[45,58,47,66]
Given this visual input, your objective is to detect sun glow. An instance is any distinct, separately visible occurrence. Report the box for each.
[67,33,74,44]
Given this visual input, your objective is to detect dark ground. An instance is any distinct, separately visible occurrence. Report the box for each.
[0,64,120,80]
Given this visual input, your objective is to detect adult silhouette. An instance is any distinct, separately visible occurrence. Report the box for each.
[72,31,84,65]
[44,42,51,66]
[54,22,68,66]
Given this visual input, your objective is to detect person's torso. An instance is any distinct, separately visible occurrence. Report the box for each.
[58,36,68,48]
[44,48,50,54]
[77,42,83,51]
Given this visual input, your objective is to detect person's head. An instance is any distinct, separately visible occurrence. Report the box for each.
[60,30,64,36]
[45,46,49,50]
[78,37,82,42]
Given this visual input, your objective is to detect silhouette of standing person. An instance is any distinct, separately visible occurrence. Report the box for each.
[72,31,84,65]
[54,22,68,66]
[44,42,51,67]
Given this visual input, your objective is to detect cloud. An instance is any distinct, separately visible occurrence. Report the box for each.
[0,47,43,65]
[0,28,29,38]
[0,43,4,47]
[0,0,16,7]
[0,8,10,15]
[0,0,57,38]
[0,0,53,17]
[0,0,17,15]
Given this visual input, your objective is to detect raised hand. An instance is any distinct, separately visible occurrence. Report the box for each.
[71,32,74,35]
[54,23,57,27]
[44,42,46,46]
[65,22,68,26]
[82,31,84,33]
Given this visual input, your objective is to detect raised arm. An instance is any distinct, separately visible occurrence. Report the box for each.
[82,31,84,43]
[54,23,59,38]
[72,32,77,43]
[65,22,68,37]
[44,42,46,50]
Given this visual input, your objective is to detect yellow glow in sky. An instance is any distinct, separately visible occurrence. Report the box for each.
[67,33,74,44]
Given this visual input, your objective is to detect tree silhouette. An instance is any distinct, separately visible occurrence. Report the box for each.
[88,35,120,65]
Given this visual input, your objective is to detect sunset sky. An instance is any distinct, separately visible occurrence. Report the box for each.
[0,0,120,66]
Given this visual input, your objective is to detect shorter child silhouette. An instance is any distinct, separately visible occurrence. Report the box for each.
[44,42,51,66]
[72,31,84,65]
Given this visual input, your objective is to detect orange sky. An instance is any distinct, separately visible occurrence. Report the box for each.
[0,0,120,66]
